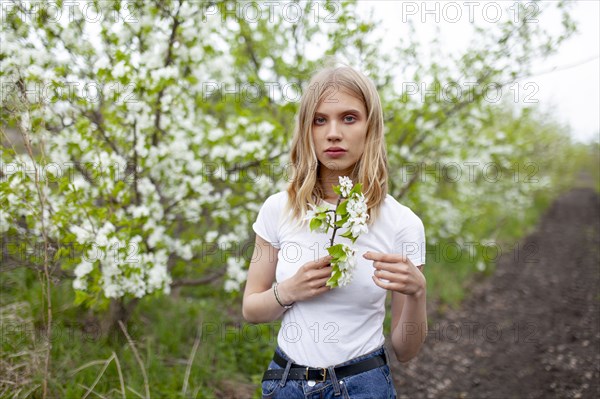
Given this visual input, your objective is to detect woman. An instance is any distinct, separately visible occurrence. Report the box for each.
[243,65,427,399]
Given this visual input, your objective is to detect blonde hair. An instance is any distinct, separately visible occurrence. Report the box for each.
[285,65,388,227]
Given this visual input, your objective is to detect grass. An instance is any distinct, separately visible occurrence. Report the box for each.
[1,268,275,398]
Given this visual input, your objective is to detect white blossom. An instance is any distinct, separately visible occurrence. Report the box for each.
[122,273,147,298]
[304,203,319,221]
[350,222,369,237]
[0,210,8,233]
[224,280,238,293]
[147,225,165,248]
[337,245,356,272]
[206,230,219,242]
[141,253,171,295]
[174,242,193,261]
[339,176,353,197]
[130,205,150,218]
[74,259,94,278]
[72,278,87,291]
[337,245,357,287]
[342,192,369,239]
[150,66,178,81]
[71,224,93,243]
[95,222,115,246]
[103,282,123,298]
[112,61,127,78]
[224,257,247,292]
[338,270,353,287]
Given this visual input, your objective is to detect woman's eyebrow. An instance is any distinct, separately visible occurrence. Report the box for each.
[314,108,363,117]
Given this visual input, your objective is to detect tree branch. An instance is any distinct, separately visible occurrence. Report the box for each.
[397,164,422,200]
[225,150,286,175]
[86,109,122,157]
[171,269,226,287]
[152,0,182,146]
[132,119,140,206]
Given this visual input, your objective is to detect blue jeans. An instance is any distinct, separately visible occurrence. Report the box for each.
[261,345,397,399]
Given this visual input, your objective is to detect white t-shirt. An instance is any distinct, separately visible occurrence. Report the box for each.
[252,190,426,368]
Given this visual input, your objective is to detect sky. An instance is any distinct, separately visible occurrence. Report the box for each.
[357,0,600,144]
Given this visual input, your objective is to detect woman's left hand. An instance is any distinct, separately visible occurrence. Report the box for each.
[363,251,426,296]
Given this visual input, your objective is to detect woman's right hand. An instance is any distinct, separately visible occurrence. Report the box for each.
[277,255,333,304]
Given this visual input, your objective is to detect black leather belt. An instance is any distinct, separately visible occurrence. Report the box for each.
[262,350,387,382]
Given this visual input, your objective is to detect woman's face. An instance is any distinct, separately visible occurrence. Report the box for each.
[311,88,368,176]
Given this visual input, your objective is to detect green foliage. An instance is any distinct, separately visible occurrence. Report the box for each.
[1,266,274,397]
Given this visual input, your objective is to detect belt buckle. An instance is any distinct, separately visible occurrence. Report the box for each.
[305,367,327,382]
[318,368,327,382]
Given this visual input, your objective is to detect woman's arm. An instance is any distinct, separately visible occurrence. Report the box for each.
[363,252,427,362]
[242,234,286,323]
[390,265,427,363]
[243,234,334,323]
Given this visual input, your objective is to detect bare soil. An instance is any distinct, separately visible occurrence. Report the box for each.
[389,187,600,399]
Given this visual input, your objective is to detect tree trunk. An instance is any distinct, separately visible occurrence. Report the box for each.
[101,297,139,340]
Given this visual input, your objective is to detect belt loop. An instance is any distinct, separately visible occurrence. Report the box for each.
[382,345,390,365]
[279,359,292,387]
[327,365,342,396]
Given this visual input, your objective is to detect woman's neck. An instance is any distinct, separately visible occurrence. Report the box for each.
[317,167,353,202]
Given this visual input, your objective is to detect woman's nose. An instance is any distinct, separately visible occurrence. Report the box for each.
[326,121,342,140]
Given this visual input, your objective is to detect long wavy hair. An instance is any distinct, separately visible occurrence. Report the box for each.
[285,65,388,227]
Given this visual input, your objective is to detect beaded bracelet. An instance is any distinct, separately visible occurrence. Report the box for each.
[273,282,294,309]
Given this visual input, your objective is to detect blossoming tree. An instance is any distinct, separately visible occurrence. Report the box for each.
[0,0,576,327]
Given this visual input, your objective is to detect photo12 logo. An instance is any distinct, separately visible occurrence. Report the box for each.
[200,1,341,23]
[400,1,540,24]
[0,161,140,185]
[1,80,137,109]
[0,1,139,24]
[201,81,302,104]
[401,81,539,104]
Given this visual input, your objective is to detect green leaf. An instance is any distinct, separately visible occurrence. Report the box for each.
[74,290,89,306]
[112,180,127,197]
[337,199,348,216]
[326,273,339,288]
[340,229,353,239]
[310,218,322,231]
[350,183,363,196]
[331,268,341,280]
[327,244,345,258]
[332,185,341,195]
[335,217,347,227]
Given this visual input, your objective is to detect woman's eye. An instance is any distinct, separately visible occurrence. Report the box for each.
[314,117,326,125]
[344,115,356,123]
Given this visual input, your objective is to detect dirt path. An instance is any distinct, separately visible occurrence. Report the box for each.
[389,187,600,398]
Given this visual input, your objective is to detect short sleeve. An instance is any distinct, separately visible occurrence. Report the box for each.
[252,193,282,249]
[394,211,426,267]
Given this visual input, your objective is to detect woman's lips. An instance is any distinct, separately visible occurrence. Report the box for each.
[325,149,347,158]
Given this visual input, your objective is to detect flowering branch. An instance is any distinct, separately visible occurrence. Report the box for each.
[305,177,369,288]
[329,197,342,247]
